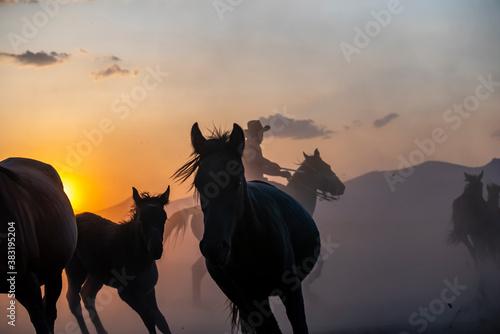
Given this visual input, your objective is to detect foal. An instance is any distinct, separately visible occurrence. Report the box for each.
[66,187,171,334]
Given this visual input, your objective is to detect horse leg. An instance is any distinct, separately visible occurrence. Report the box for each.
[246,298,281,334]
[303,256,323,301]
[281,284,309,334]
[16,272,49,334]
[192,255,207,307]
[43,272,62,333]
[118,288,157,334]
[66,258,91,334]
[144,289,172,334]
[462,236,478,267]
[81,275,107,334]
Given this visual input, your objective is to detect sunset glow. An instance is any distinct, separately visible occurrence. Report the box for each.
[0,0,498,211]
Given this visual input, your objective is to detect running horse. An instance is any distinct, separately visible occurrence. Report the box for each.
[66,187,172,334]
[448,171,494,267]
[0,157,77,333]
[174,123,320,333]
[167,148,344,306]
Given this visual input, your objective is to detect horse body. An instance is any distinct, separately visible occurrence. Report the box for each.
[0,157,77,333]
[66,187,171,334]
[174,123,320,333]
[449,171,494,266]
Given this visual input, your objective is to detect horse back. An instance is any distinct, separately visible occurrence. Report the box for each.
[74,212,157,288]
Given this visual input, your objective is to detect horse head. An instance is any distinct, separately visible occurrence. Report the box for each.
[132,186,170,260]
[464,171,484,197]
[302,148,345,200]
[190,123,246,266]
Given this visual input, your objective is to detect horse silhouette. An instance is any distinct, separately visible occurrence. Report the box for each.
[167,148,344,306]
[66,187,171,334]
[0,157,77,334]
[174,123,320,333]
[448,171,495,267]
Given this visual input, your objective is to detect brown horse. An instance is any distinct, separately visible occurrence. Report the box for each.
[0,157,77,333]
[448,171,494,267]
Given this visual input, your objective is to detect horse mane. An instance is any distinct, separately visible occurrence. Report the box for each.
[172,127,232,187]
[119,191,163,225]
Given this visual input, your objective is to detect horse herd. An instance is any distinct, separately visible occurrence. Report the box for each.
[0,123,346,334]
[2,123,496,334]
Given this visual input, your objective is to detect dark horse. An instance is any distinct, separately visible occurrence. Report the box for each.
[448,171,494,266]
[271,148,345,215]
[66,187,172,334]
[167,148,344,305]
[174,123,320,333]
[0,157,77,333]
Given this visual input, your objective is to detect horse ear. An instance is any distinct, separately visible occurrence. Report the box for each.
[314,148,320,157]
[303,152,310,160]
[132,187,142,205]
[478,170,484,180]
[160,186,170,206]
[191,123,206,154]
[229,123,245,156]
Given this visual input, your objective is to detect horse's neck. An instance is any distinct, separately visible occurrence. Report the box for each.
[287,171,317,215]
[119,215,149,259]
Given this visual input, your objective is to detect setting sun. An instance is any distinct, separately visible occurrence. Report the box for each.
[60,176,79,210]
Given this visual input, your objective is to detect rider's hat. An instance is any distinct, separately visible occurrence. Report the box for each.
[244,120,270,137]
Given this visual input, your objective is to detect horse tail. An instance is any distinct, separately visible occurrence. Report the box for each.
[164,206,198,248]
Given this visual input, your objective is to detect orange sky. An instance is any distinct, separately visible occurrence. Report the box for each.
[1,0,499,211]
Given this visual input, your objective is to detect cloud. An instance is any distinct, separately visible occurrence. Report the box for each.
[259,114,335,140]
[0,50,70,67]
[373,113,399,128]
[492,129,500,138]
[90,63,139,81]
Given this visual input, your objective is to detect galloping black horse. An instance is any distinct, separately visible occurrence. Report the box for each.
[0,157,77,333]
[167,148,344,306]
[174,123,320,333]
[66,187,172,334]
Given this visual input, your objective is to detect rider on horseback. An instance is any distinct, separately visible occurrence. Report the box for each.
[243,120,292,182]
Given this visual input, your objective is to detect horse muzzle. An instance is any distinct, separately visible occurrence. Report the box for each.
[199,240,230,266]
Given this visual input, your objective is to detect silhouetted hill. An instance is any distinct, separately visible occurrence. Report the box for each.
[316,158,500,226]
